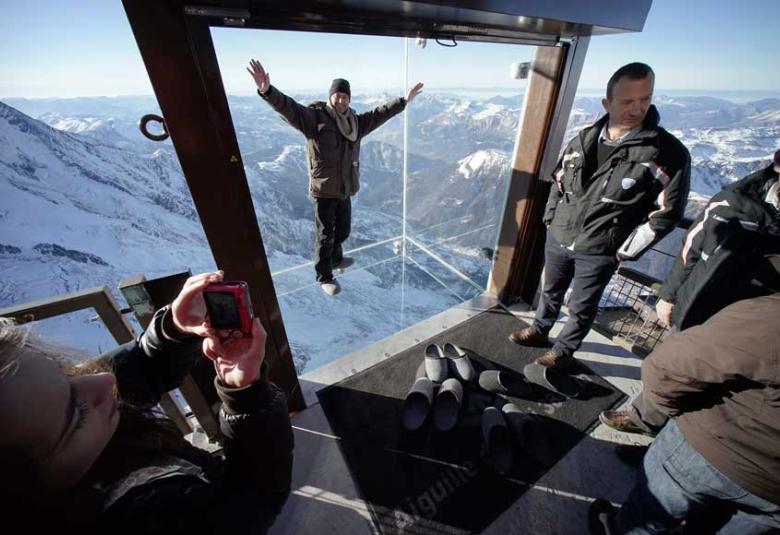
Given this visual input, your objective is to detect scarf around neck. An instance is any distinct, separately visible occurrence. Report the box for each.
[325,101,359,142]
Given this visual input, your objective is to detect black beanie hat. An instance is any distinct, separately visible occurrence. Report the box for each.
[774,149,780,168]
[329,78,351,98]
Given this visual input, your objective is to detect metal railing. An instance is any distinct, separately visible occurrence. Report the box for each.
[591,218,693,356]
[595,267,667,357]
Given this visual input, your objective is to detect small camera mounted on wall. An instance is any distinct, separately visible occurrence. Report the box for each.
[510,62,531,80]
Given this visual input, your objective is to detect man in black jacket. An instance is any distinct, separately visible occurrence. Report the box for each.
[510,62,691,371]
[248,59,424,296]
[656,149,780,330]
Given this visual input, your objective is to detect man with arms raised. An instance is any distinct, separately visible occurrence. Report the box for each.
[248,59,423,296]
[510,62,691,370]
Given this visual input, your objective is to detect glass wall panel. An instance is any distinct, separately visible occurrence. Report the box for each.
[214,30,535,374]
[404,40,533,290]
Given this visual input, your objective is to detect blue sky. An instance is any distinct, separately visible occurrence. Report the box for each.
[1,0,778,98]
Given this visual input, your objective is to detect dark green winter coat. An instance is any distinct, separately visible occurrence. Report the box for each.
[259,85,406,199]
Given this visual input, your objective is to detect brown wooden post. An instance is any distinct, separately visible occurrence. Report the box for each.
[489,38,589,305]
[121,0,304,410]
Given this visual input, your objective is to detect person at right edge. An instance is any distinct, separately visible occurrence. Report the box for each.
[509,62,691,371]
[589,294,780,534]
[598,150,780,442]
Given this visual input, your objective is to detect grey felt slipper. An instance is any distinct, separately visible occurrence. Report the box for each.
[432,378,463,432]
[501,404,556,468]
[481,406,513,475]
[442,343,476,382]
[403,377,435,431]
[522,362,580,399]
[424,343,448,383]
[478,370,533,397]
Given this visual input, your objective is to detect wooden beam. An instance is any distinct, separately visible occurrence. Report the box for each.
[489,38,588,305]
[122,0,304,411]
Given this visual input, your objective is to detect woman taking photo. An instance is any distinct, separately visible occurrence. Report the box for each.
[0,271,293,533]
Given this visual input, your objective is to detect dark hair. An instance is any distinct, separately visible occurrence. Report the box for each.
[606,62,655,100]
[0,320,194,522]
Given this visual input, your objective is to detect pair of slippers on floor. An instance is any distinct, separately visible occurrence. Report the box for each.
[481,404,557,475]
[403,343,475,432]
[478,363,581,400]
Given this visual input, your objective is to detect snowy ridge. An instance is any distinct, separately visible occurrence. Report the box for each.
[2,92,779,369]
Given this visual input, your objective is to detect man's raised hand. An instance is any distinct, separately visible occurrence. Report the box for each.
[406,82,424,104]
[247,59,271,94]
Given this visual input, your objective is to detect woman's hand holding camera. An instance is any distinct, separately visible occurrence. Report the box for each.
[172,271,267,388]
[203,319,267,388]
[172,271,224,337]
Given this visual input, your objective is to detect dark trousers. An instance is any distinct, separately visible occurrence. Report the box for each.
[314,197,351,283]
[533,233,618,358]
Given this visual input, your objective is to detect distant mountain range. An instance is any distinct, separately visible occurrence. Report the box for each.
[1,93,778,371]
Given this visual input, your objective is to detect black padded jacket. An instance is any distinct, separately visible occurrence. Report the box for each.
[658,165,780,329]
[543,106,691,260]
[92,306,294,534]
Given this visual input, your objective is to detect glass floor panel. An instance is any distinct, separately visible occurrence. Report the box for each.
[274,241,484,374]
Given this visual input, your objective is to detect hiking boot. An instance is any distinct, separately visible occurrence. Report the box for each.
[599,410,646,435]
[534,350,575,371]
[614,444,649,467]
[508,326,548,347]
[320,279,341,296]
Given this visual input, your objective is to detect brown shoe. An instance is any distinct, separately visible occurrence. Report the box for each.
[509,326,548,347]
[599,410,646,435]
[534,350,575,371]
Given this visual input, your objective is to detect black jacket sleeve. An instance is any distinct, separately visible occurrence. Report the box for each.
[543,154,566,225]
[216,364,294,514]
[657,207,707,303]
[259,85,317,138]
[357,97,406,138]
[617,136,691,261]
[99,309,294,534]
[102,306,201,406]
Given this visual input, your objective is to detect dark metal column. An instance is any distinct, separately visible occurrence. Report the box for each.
[489,37,589,305]
[122,0,304,411]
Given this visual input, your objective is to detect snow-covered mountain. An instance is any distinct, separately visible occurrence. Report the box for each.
[2,92,779,371]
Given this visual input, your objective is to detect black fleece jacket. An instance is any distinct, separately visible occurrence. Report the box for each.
[94,306,294,534]
[544,106,691,260]
[658,164,780,329]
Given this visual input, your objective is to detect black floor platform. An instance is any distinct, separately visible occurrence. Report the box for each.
[317,307,625,534]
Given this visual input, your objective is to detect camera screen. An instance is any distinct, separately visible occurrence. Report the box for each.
[204,291,241,328]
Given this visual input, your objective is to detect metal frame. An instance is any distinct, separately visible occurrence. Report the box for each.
[183,1,651,42]
[0,286,136,343]
[122,0,305,411]
[119,0,651,412]
[489,36,589,304]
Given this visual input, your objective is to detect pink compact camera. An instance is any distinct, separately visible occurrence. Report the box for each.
[202,281,254,337]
